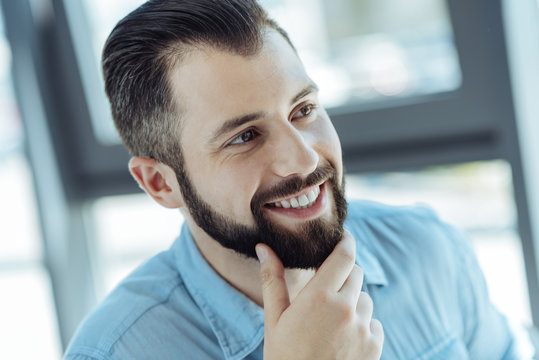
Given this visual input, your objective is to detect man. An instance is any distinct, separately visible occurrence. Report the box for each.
[64,0,532,359]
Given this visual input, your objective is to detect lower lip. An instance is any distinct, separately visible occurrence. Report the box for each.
[263,182,329,220]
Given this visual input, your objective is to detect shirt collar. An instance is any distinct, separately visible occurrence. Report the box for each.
[356,242,388,287]
[347,223,388,287]
[173,222,387,360]
[174,224,264,360]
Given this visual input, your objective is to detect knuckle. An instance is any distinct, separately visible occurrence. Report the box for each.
[366,336,383,354]
[369,319,384,344]
[337,244,355,264]
[342,229,356,245]
[260,268,272,285]
[354,265,364,278]
[357,322,369,339]
[336,299,355,322]
[358,291,373,309]
[313,290,332,306]
[260,269,281,290]
[371,318,383,332]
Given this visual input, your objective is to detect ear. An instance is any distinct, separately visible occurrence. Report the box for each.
[128,157,184,209]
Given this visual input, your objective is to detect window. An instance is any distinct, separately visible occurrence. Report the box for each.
[65,0,145,145]
[54,0,513,202]
[89,194,182,297]
[261,0,461,107]
[77,0,463,143]
[0,8,61,359]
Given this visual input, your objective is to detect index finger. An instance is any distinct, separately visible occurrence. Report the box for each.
[309,229,356,293]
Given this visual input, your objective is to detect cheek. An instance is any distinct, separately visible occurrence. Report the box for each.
[308,116,344,181]
[309,116,342,158]
[326,124,342,155]
[210,162,262,214]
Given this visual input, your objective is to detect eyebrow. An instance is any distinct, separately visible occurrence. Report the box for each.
[291,83,319,105]
[210,83,319,144]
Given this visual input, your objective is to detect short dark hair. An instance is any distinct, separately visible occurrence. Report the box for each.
[102,0,293,166]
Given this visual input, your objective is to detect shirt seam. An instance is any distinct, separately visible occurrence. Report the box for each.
[64,345,112,360]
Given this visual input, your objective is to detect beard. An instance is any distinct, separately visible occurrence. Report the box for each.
[173,157,347,269]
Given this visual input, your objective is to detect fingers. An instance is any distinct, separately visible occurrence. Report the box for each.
[356,291,373,321]
[370,319,384,342]
[369,318,385,357]
[338,265,364,305]
[256,243,290,329]
[359,297,383,360]
[312,229,356,292]
[342,271,380,355]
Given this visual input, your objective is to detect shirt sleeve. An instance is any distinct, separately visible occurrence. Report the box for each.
[444,224,536,359]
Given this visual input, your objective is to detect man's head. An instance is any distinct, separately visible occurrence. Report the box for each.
[103,0,291,164]
[103,0,347,269]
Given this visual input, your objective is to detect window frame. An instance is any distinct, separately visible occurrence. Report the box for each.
[49,0,517,196]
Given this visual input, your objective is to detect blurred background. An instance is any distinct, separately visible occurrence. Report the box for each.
[0,0,538,358]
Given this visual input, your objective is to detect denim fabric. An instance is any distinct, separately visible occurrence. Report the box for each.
[64,201,531,359]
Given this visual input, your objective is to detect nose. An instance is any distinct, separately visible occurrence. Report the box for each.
[269,124,319,178]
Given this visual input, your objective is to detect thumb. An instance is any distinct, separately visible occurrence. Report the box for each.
[256,243,290,329]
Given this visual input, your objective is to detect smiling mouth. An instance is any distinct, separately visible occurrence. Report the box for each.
[265,184,322,209]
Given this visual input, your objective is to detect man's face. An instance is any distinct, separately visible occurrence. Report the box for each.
[169,30,346,269]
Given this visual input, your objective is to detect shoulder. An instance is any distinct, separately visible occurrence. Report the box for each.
[345,199,439,224]
[345,199,446,243]
[64,249,207,359]
[345,200,464,268]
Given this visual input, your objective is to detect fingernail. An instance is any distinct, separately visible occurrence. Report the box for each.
[255,245,267,263]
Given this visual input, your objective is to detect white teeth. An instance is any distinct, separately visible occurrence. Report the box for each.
[270,185,321,210]
[307,189,317,202]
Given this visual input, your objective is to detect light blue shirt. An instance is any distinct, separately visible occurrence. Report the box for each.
[64,201,532,359]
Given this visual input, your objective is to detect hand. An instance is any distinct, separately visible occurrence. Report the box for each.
[256,230,384,360]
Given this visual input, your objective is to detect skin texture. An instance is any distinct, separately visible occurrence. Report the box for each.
[257,231,384,360]
[129,29,384,359]
[168,152,348,269]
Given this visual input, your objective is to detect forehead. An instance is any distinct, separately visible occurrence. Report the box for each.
[168,31,312,138]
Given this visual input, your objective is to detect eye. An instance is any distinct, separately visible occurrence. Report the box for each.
[292,103,315,120]
[229,129,258,145]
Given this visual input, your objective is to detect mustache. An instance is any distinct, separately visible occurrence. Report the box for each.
[251,163,336,212]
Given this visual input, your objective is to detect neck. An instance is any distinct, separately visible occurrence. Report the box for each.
[187,219,314,307]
